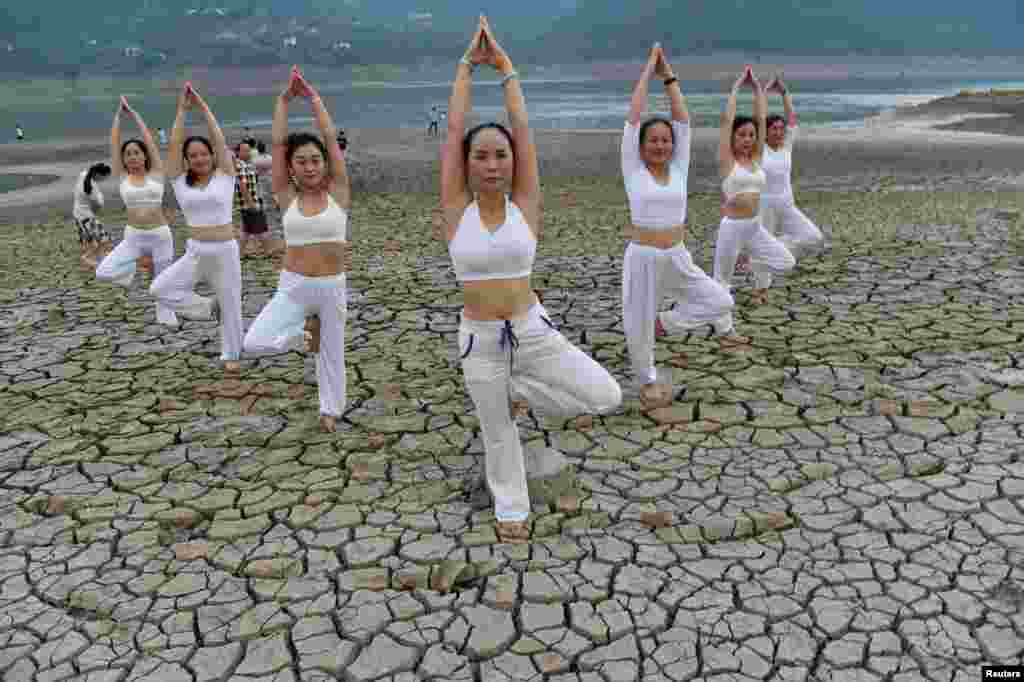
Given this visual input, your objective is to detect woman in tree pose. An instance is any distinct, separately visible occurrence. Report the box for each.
[759,74,823,274]
[95,97,179,326]
[72,162,111,268]
[621,43,734,409]
[243,68,352,434]
[441,16,621,543]
[150,83,242,372]
[713,66,794,340]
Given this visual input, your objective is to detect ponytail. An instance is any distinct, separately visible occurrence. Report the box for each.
[83,162,111,195]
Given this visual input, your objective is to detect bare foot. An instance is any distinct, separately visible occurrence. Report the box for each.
[749,288,769,305]
[224,361,242,374]
[735,254,752,274]
[719,333,752,350]
[495,521,530,544]
[640,383,673,410]
[304,316,321,353]
[319,415,337,433]
[654,316,667,339]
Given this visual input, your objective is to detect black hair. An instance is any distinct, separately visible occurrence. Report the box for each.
[732,115,757,137]
[732,115,760,155]
[183,135,215,186]
[285,133,332,183]
[638,117,675,146]
[121,138,151,172]
[255,140,267,154]
[83,162,112,195]
[286,132,330,165]
[766,114,785,129]
[462,122,515,165]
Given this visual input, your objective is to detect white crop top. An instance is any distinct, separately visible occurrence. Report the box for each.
[762,125,797,199]
[722,162,766,199]
[172,174,234,226]
[283,194,348,246]
[120,175,164,210]
[72,170,104,220]
[621,120,691,229]
[449,197,536,282]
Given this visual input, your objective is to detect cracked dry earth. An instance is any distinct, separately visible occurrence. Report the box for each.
[2,185,1024,682]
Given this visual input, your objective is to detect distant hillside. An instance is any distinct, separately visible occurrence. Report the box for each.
[0,0,1020,76]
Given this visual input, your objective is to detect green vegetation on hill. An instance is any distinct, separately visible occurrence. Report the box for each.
[1,0,1020,76]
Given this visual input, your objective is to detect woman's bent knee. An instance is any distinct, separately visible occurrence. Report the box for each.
[589,375,622,415]
[711,280,736,312]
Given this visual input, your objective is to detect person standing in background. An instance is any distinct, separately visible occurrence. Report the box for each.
[234,140,271,258]
[158,127,168,147]
[72,163,112,268]
[248,140,281,251]
[428,106,440,137]
[15,124,24,141]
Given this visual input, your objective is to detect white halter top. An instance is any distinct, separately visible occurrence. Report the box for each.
[283,194,348,246]
[120,175,164,210]
[722,162,766,199]
[449,196,535,282]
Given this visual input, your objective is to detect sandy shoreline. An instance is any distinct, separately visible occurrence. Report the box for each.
[2,114,1024,223]
[877,90,1024,136]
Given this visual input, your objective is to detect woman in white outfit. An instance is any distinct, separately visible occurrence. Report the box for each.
[95,97,179,326]
[713,66,795,340]
[72,162,111,268]
[150,83,242,372]
[243,67,352,434]
[441,17,621,543]
[621,44,735,409]
[759,74,823,277]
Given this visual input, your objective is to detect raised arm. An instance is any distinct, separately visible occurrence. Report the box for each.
[481,18,539,228]
[655,47,689,123]
[190,88,234,176]
[271,76,296,208]
[122,97,164,175]
[751,72,767,162]
[627,45,658,126]
[166,86,189,179]
[297,71,350,210]
[780,82,795,127]
[440,21,485,230]
[718,73,743,176]
[110,106,124,177]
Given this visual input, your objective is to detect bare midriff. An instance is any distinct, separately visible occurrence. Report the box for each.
[627,223,687,250]
[190,224,236,242]
[462,278,538,321]
[284,242,348,276]
[721,194,760,220]
[126,208,169,229]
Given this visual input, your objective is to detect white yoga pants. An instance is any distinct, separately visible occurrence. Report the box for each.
[759,198,823,288]
[713,216,795,332]
[95,225,179,326]
[622,242,735,385]
[149,238,243,361]
[459,303,622,522]
[244,270,347,417]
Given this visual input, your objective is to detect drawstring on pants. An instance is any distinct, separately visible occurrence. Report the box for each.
[499,320,519,370]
